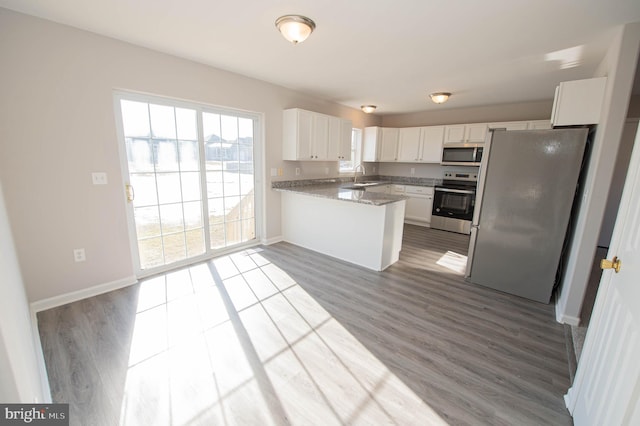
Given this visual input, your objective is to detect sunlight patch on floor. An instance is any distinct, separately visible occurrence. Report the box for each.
[436,250,468,275]
[120,248,449,425]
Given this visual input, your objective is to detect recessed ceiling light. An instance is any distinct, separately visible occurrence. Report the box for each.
[361,105,377,113]
[430,92,451,104]
[275,15,316,44]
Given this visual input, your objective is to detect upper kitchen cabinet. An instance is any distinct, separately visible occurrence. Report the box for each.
[551,77,607,126]
[380,128,400,161]
[363,126,381,161]
[397,127,421,162]
[327,117,353,161]
[489,120,552,131]
[527,120,552,130]
[363,126,400,161]
[488,121,528,131]
[283,108,352,161]
[444,123,488,144]
[397,126,444,162]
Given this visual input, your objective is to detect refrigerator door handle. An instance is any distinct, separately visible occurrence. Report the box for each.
[466,226,479,278]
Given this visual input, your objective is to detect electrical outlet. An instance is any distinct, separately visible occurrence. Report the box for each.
[410,167,415,176]
[271,168,277,177]
[295,167,300,176]
[325,167,329,175]
[92,172,108,185]
[73,248,86,262]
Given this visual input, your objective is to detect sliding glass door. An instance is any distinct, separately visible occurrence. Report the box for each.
[115,93,259,276]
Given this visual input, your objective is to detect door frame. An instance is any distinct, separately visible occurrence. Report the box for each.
[112,90,264,278]
[564,124,640,420]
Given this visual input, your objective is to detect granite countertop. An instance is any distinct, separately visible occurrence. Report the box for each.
[272,180,409,206]
[272,175,441,189]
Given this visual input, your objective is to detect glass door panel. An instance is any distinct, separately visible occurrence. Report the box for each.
[118,96,258,276]
[120,99,205,272]
[203,112,255,249]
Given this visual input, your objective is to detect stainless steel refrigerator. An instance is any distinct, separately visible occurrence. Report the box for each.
[465,128,589,303]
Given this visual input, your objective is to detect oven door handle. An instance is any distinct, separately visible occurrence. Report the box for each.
[435,187,475,195]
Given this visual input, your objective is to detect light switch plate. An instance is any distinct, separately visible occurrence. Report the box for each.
[92,172,108,185]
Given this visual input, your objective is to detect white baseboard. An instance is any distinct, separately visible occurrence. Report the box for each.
[554,292,581,326]
[30,275,138,313]
[404,219,430,227]
[556,309,581,326]
[261,235,284,245]
[29,310,52,403]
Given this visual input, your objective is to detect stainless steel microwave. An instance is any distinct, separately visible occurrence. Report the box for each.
[441,143,483,166]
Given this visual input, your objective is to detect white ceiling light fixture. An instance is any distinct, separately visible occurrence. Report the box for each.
[430,92,451,104]
[361,105,377,113]
[275,15,316,44]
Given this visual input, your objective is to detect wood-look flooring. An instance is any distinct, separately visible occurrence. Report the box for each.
[38,225,572,425]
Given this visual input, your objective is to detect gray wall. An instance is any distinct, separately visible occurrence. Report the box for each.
[0,9,377,302]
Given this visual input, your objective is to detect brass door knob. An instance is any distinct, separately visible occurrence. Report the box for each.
[600,256,622,273]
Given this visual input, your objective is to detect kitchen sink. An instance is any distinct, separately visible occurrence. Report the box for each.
[351,182,379,187]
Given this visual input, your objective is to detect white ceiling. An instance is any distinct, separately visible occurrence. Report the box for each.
[2,0,639,115]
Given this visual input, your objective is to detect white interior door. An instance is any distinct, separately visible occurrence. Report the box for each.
[566,126,640,424]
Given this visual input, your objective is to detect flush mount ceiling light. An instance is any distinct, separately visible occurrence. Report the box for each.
[275,15,316,44]
[430,92,451,104]
[361,105,377,114]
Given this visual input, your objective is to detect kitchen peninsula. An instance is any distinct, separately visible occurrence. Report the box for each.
[273,179,408,271]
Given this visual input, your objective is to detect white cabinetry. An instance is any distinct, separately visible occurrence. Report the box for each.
[404,186,434,226]
[397,128,421,162]
[397,126,444,163]
[389,185,433,226]
[444,123,488,144]
[527,120,552,130]
[283,108,352,161]
[551,77,607,126]
[363,126,381,161]
[327,117,353,161]
[380,128,399,161]
[488,121,528,131]
[363,127,399,162]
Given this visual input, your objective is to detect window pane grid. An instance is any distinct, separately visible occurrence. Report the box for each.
[120,97,256,272]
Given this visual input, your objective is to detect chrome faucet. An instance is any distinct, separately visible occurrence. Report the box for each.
[354,163,366,183]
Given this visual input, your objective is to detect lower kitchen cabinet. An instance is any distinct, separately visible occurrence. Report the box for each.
[390,185,434,226]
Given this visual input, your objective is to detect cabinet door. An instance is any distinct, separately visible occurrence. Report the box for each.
[420,126,444,162]
[527,120,552,130]
[362,127,380,161]
[296,109,314,160]
[339,119,352,160]
[380,128,399,161]
[444,125,466,143]
[405,197,431,222]
[397,127,422,162]
[488,121,528,131]
[465,123,488,142]
[551,77,606,126]
[313,114,329,160]
[326,117,341,161]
